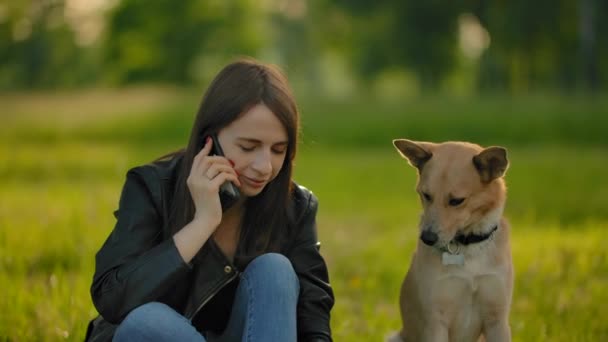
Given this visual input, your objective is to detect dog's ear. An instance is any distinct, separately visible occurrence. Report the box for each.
[473,146,509,183]
[393,139,433,172]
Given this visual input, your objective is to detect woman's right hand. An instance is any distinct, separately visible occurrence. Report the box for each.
[186,136,241,229]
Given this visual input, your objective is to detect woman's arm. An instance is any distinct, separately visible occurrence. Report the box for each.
[91,139,239,324]
[174,136,241,263]
[90,167,190,324]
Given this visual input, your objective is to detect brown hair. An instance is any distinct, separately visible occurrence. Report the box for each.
[166,57,300,261]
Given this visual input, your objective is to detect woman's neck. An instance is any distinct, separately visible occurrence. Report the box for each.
[223,196,246,219]
[213,199,246,262]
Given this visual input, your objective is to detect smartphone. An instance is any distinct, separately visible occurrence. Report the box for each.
[207,133,240,211]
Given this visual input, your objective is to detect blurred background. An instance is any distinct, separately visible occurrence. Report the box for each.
[1,0,607,340]
[2,0,607,94]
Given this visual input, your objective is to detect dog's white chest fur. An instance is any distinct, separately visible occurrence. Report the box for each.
[425,239,511,341]
[438,243,500,292]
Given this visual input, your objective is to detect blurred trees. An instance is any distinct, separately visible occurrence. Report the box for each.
[0,0,98,88]
[474,0,605,92]
[103,0,264,84]
[329,0,460,90]
[0,0,605,93]
[330,0,606,93]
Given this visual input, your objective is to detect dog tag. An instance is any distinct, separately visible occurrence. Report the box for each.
[442,252,464,266]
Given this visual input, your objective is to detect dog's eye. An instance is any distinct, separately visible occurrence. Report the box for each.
[449,198,465,206]
[421,192,432,202]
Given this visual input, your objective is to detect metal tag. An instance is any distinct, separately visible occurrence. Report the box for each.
[442,252,465,266]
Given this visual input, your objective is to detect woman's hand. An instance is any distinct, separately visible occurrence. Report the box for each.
[186,136,241,229]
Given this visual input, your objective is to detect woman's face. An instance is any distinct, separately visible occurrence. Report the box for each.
[217,103,289,197]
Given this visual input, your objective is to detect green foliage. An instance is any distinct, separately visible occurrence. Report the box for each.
[0,1,98,89]
[103,0,263,84]
[331,0,608,92]
[2,1,608,91]
[1,90,607,340]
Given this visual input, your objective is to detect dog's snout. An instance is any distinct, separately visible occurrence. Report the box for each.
[420,230,439,246]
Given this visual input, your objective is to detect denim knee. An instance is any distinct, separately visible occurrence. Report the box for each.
[120,302,170,328]
[113,302,199,341]
[243,253,299,297]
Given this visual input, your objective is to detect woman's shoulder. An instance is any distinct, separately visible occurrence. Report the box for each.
[120,153,184,211]
[291,182,319,222]
[127,152,184,184]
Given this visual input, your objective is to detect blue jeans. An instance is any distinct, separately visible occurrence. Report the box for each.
[113,253,300,342]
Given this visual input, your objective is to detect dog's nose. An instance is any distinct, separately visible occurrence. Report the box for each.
[420,230,439,246]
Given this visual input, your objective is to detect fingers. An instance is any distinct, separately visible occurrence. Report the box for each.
[209,170,241,190]
[195,156,237,182]
[194,136,213,161]
[189,137,240,190]
[191,137,212,175]
[205,164,241,186]
[191,137,233,178]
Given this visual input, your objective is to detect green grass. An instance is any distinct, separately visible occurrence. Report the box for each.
[1,89,607,341]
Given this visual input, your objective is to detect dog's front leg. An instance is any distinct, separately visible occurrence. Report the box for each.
[421,321,449,342]
[421,312,450,342]
[482,319,510,342]
[480,302,511,341]
[478,274,512,342]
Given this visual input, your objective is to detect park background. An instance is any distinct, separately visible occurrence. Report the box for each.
[1,0,607,340]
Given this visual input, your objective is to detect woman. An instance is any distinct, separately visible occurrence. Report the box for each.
[85,58,334,342]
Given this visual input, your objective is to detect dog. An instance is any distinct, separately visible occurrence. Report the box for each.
[388,139,513,342]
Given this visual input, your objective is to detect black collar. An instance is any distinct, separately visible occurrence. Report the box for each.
[453,225,498,245]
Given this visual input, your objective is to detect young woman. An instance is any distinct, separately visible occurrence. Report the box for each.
[85,58,334,342]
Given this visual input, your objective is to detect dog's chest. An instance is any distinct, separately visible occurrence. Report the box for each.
[439,248,500,291]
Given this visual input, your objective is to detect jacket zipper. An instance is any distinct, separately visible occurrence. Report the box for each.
[186,270,240,320]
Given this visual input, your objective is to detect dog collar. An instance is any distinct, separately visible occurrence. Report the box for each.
[437,225,499,265]
[453,225,499,246]
[438,224,499,254]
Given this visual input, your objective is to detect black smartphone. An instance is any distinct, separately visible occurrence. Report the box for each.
[207,133,240,211]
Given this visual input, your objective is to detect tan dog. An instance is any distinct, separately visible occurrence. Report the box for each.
[388,139,513,342]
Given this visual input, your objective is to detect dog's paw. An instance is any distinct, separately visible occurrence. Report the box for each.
[385,331,404,342]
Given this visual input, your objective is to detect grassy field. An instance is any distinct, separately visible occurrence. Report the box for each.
[1,89,607,341]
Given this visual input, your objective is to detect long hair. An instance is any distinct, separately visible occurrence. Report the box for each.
[166,58,300,262]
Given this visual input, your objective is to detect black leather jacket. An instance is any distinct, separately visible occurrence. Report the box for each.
[85,155,334,341]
